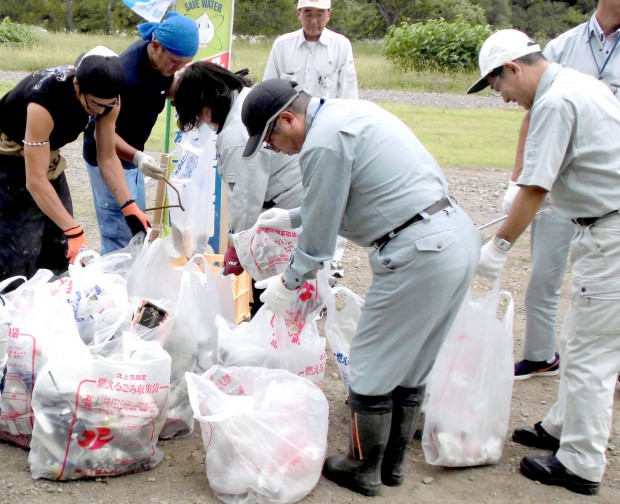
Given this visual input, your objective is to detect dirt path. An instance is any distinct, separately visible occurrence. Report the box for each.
[0,108,618,504]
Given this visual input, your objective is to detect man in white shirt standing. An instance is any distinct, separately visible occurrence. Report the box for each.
[264,0,358,278]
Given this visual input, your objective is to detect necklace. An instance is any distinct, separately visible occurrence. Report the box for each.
[588,18,620,79]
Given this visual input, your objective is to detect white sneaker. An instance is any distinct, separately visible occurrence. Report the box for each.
[330,260,344,278]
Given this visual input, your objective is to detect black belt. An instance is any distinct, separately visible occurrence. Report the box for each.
[372,197,452,248]
[572,210,619,227]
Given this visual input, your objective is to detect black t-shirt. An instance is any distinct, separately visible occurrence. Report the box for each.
[83,40,174,168]
[0,66,90,151]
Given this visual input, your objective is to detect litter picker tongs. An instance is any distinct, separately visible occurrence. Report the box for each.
[478,203,551,244]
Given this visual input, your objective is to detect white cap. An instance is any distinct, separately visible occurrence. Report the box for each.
[297,0,331,9]
[467,29,541,94]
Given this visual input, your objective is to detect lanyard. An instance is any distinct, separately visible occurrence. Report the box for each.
[588,19,620,79]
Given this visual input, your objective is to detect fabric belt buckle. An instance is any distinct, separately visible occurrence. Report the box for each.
[372,197,452,248]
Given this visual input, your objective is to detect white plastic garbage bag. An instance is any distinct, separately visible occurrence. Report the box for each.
[324,286,365,393]
[0,271,82,449]
[232,223,300,281]
[422,281,514,467]
[29,334,171,480]
[186,366,329,504]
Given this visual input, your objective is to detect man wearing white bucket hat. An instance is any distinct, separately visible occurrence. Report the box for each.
[264,0,357,279]
[468,28,620,496]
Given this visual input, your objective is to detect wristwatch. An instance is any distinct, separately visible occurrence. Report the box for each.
[492,235,512,252]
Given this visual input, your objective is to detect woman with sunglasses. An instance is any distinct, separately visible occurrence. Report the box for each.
[0,46,150,281]
[174,62,305,315]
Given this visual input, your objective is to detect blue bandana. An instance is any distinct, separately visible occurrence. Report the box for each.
[138,12,199,58]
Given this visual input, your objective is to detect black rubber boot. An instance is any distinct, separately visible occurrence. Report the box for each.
[381,385,425,486]
[323,390,392,496]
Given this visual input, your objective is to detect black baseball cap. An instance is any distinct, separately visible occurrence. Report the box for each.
[242,79,302,159]
[76,46,125,99]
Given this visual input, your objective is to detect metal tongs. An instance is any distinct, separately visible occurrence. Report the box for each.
[478,203,551,244]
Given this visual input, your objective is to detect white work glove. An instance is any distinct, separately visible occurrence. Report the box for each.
[254,274,297,315]
[134,151,166,180]
[502,181,520,214]
[256,208,293,230]
[476,240,509,282]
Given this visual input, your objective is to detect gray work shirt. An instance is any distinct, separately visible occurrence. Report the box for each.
[284,97,448,287]
[519,63,620,219]
[216,87,304,233]
[543,13,620,98]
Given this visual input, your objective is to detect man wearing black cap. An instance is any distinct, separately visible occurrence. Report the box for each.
[83,12,199,254]
[241,78,480,496]
[0,46,148,280]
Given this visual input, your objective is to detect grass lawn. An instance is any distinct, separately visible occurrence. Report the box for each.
[381,104,524,169]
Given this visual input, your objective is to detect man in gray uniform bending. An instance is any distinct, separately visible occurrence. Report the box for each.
[241,79,480,496]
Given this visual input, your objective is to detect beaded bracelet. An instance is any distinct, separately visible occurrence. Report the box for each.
[121,199,136,209]
[22,139,50,147]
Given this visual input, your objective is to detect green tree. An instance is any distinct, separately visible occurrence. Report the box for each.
[233,0,299,37]
[329,0,385,40]
[470,0,512,26]
[512,0,588,40]
[368,0,486,31]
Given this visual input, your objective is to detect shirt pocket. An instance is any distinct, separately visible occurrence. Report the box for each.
[316,65,337,90]
[573,276,620,336]
[280,67,300,82]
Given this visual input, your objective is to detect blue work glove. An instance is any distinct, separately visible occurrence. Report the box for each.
[254,274,297,315]
[476,240,509,282]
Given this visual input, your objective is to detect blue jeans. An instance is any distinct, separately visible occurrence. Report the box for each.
[85,161,146,255]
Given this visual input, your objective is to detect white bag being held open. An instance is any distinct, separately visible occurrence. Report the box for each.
[422,281,514,467]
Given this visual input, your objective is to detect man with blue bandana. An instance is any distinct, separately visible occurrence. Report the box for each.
[83,12,198,254]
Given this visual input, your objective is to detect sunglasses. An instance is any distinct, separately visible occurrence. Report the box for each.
[85,95,119,113]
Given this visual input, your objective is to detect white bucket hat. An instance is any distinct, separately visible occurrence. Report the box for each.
[297,0,331,9]
[467,29,541,94]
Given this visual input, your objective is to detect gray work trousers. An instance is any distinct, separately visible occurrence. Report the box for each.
[348,203,480,396]
[523,207,573,361]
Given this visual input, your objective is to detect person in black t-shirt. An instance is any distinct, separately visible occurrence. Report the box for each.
[0,46,150,281]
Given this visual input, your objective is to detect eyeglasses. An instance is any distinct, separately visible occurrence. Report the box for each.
[488,66,504,98]
[85,95,119,113]
[263,119,278,151]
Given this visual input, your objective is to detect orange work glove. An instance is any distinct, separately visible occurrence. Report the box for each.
[64,225,88,265]
[120,199,151,236]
